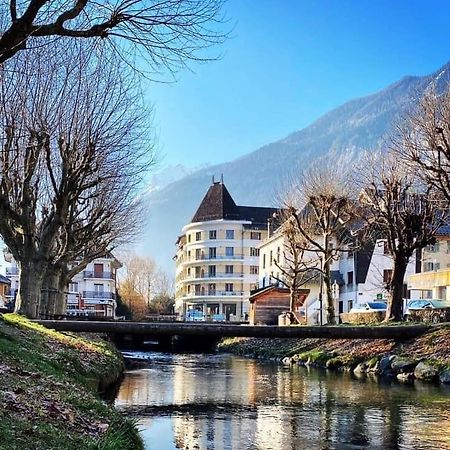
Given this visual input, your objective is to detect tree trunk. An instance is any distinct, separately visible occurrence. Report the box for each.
[54,273,69,317]
[40,266,61,319]
[385,256,408,322]
[15,260,46,318]
[323,258,335,324]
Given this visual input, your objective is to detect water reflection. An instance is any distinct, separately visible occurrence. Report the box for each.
[115,353,450,450]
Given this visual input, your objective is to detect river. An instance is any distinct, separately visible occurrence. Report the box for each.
[114,352,450,450]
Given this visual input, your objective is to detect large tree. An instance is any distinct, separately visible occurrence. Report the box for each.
[0,1,227,69]
[357,152,448,322]
[282,163,357,324]
[0,43,153,318]
[271,211,320,323]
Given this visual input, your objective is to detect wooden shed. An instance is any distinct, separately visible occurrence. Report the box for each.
[249,285,310,325]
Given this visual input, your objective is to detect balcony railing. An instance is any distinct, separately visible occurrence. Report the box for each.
[67,297,115,305]
[186,254,244,262]
[186,291,244,298]
[190,272,244,280]
[83,271,116,280]
[82,291,116,300]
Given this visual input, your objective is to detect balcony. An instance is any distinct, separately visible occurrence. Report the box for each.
[184,272,244,282]
[183,291,244,299]
[83,271,116,280]
[68,297,115,305]
[82,291,116,300]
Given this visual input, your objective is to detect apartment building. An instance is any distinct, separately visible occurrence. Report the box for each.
[5,253,121,318]
[408,227,450,300]
[174,180,278,321]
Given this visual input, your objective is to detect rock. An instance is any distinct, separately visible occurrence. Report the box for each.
[414,362,439,381]
[379,355,395,376]
[353,362,368,375]
[439,370,450,384]
[368,361,380,374]
[397,372,414,383]
[390,356,418,374]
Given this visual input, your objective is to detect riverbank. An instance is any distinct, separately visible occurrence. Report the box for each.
[0,313,143,450]
[219,324,450,384]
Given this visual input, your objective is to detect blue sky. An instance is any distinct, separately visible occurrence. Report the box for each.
[143,0,450,171]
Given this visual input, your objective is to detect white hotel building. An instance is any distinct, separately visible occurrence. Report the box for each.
[174,181,278,321]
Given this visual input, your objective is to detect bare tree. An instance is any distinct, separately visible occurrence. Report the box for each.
[283,162,357,324]
[0,43,154,318]
[117,252,174,317]
[396,85,450,202]
[357,151,448,321]
[0,1,228,72]
[271,211,320,323]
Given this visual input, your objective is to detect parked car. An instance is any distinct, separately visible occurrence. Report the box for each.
[185,309,205,322]
[404,299,450,322]
[349,301,387,314]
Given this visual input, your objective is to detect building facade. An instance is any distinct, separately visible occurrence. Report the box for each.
[174,181,277,321]
[5,253,121,318]
[408,228,450,300]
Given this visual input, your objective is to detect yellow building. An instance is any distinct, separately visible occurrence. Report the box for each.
[175,180,277,321]
[408,229,450,299]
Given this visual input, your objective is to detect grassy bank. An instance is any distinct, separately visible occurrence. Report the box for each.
[0,314,143,450]
[219,325,450,383]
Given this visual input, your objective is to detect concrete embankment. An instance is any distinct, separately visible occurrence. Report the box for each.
[218,325,450,384]
[0,313,143,450]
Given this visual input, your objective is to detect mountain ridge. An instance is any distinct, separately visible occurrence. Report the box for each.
[141,62,450,272]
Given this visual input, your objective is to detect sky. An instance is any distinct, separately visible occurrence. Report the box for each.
[142,0,450,173]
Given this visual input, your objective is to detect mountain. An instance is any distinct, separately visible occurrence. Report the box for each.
[140,62,450,273]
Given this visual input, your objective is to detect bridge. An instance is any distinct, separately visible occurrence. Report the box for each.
[37,320,433,340]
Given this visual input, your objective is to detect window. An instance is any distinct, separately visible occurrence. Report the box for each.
[447,240,450,253]
[226,230,234,239]
[262,253,266,268]
[426,242,439,253]
[251,247,260,257]
[348,250,354,258]
[94,284,104,297]
[208,265,216,277]
[250,232,261,240]
[209,247,216,259]
[188,234,191,243]
[225,247,234,257]
[187,285,191,294]
[250,265,259,275]
[208,284,216,295]
[195,284,201,295]
[277,247,281,263]
[348,300,353,311]
[209,230,217,240]
[435,262,441,270]
[383,241,390,255]
[195,232,201,241]
[225,265,233,274]
[383,269,392,285]
[225,283,234,292]
[195,267,201,278]
[347,271,354,285]
[188,250,191,259]
[270,250,273,266]
[195,249,201,260]
[69,282,78,293]
[187,268,191,276]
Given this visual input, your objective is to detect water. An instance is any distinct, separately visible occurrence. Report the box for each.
[115,352,450,450]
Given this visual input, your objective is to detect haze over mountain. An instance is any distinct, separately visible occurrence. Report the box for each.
[141,62,450,273]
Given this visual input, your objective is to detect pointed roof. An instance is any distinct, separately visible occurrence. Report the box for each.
[191,181,278,224]
[191,182,241,222]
